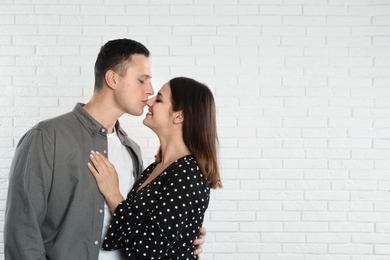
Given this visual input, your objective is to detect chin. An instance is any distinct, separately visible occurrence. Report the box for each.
[128,109,143,116]
[143,118,150,127]
[142,120,155,131]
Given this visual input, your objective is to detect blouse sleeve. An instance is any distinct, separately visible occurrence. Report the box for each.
[103,160,210,259]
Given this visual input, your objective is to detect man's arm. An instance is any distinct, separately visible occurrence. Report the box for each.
[4,129,53,259]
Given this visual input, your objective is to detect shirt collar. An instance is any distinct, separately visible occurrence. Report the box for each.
[72,103,128,138]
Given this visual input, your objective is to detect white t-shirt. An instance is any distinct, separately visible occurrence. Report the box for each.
[98,127,134,260]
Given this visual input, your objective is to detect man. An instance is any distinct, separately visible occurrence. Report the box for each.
[4,39,205,259]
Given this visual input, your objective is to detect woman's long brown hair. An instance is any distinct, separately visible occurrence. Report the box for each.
[155,77,222,189]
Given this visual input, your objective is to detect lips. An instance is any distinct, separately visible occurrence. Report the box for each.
[146,108,153,116]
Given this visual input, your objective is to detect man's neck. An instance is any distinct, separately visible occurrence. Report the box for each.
[83,95,122,134]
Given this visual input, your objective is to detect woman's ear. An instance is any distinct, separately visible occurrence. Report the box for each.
[104,70,117,90]
[173,111,184,124]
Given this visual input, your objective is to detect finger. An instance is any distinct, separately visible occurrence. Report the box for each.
[193,247,202,256]
[199,226,207,238]
[95,151,113,168]
[87,162,99,178]
[90,152,104,173]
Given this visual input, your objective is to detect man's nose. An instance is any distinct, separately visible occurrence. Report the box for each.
[146,81,154,96]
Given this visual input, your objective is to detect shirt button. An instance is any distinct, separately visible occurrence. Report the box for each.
[94,241,99,245]
[99,209,103,213]
[103,150,107,154]
[101,129,105,133]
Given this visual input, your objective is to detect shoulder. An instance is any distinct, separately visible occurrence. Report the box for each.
[38,111,76,129]
[167,155,208,186]
[30,111,76,135]
[20,111,74,138]
[174,155,200,174]
[17,112,76,148]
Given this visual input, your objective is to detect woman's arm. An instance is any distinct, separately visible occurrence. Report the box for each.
[88,152,209,258]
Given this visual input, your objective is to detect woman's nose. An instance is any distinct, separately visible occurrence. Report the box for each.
[146,96,155,106]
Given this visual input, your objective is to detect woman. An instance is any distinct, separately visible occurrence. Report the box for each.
[88,77,222,259]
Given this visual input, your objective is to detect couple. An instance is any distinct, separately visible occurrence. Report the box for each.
[4,39,222,259]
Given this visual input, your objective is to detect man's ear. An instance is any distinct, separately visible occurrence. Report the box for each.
[104,70,118,90]
[173,111,184,124]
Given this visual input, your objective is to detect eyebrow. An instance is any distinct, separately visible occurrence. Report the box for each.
[139,74,152,78]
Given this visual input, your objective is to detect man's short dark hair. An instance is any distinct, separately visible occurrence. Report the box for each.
[94,38,150,92]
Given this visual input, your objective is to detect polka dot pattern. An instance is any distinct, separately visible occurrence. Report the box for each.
[103,155,210,259]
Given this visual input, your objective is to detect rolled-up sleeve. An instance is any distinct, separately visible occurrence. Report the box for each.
[4,128,54,259]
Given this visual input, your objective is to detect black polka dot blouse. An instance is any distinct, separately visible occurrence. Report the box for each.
[103,155,210,259]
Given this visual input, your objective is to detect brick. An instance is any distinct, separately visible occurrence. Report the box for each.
[283,16,325,25]
[237,243,282,254]
[257,128,301,138]
[106,16,149,26]
[61,15,105,25]
[307,233,350,243]
[286,180,331,190]
[284,222,329,232]
[329,244,373,254]
[220,147,261,159]
[216,232,260,243]
[170,46,214,56]
[308,107,351,117]
[353,233,390,244]
[260,190,303,201]
[262,233,305,242]
[215,5,258,15]
[238,201,282,211]
[195,15,238,25]
[215,190,258,201]
[373,16,390,25]
[284,117,327,128]
[16,14,60,25]
[284,201,327,211]
[375,244,390,254]
[349,5,390,16]
[240,222,283,232]
[304,5,348,15]
[150,15,194,25]
[302,212,347,221]
[261,255,303,260]
[305,256,350,260]
[0,15,14,25]
[211,254,259,260]
[352,256,390,260]
[263,26,306,36]
[239,15,281,25]
[212,211,256,221]
[238,35,281,46]
[242,179,285,190]
[240,159,282,169]
[284,244,328,254]
[82,25,127,36]
[0,4,34,15]
[259,6,302,15]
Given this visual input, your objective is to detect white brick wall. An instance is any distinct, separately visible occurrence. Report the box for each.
[1,0,390,259]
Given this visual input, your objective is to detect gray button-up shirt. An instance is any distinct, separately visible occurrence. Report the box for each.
[4,103,143,260]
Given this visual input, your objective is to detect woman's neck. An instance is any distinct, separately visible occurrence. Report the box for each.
[158,135,191,166]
